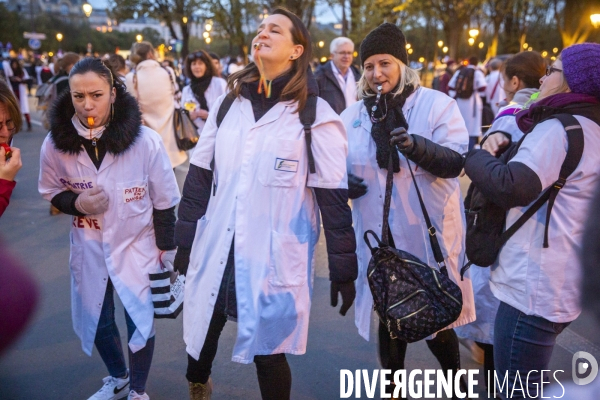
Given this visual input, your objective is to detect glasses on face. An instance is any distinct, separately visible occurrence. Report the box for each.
[0,119,15,132]
[334,51,353,57]
[545,66,563,76]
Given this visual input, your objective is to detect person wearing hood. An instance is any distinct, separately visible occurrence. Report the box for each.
[173,8,358,400]
[340,23,475,398]
[454,50,547,385]
[464,43,600,398]
[180,50,227,136]
[38,58,180,400]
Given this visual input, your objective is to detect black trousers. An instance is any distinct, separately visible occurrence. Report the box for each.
[186,244,292,400]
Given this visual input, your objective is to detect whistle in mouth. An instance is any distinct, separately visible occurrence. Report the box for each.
[253,43,263,49]
[87,117,95,127]
[376,85,383,93]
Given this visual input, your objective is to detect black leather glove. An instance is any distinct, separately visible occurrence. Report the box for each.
[348,173,368,199]
[173,246,191,276]
[330,281,356,316]
[390,127,414,154]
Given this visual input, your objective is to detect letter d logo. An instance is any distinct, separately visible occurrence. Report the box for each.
[572,351,598,385]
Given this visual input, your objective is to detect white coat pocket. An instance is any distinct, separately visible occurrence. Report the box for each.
[117,177,150,219]
[269,231,309,287]
[259,137,303,188]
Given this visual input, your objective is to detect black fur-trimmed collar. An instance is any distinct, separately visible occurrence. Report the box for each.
[49,85,142,155]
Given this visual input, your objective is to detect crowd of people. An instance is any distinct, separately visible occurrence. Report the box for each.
[1,7,600,400]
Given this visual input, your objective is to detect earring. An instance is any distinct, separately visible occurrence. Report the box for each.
[290,56,294,60]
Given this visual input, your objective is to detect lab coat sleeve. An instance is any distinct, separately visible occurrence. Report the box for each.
[429,96,469,154]
[189,93,227,170]
[175,165,213,249]
[307,98,349,189]
[145,128,181,210]
[38,135,68,202]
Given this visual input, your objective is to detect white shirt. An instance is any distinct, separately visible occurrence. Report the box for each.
[491,115,600,323]
[485,70,506,115]
[180,77,227,134]
[184,94,349,363]
[449,66,487,137]
[331,62,358,109]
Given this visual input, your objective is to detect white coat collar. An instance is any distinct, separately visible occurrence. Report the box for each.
[358,86,421,131]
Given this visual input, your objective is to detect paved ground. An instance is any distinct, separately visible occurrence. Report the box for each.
[0,99,598,399]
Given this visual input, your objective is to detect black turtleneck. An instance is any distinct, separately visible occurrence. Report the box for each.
[240,71,293,121]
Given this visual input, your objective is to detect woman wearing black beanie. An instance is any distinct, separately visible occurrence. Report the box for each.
[341,23,475,399]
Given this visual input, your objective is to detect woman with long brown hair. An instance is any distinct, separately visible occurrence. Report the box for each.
[173,8,358,400]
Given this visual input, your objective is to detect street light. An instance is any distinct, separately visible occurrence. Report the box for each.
[82,2,92,18]
[591,14,600,28]
[203,32,210,39]
[56,33,63,42]
[136,34,143,43]
[553,47,559,54]
[205,37,211,44]
[318,41,324,48]
[478,42,484,49]
[205,21,212,31]
[182,16,188,24]
[407,48,413,55]
[468,38,475,46]
[405,43,411,50]
[468,29,479,38]
[522,42,529,50]
[542,50,548,57]
[437,40,444,48]
[442,46,448,53]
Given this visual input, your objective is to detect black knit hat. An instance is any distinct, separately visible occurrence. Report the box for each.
[359,23,408,66]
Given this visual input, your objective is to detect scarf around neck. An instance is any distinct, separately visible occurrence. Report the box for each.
[190,74,212,111]
[240,71,294,121]
[515,92,600,133]
[363,85,416,172]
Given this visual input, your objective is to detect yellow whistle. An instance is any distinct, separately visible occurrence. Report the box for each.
[87,117,95,127]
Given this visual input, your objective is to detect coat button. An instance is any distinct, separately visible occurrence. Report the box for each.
[220,261,223,264]
[379,195,382,198]
[211,293,215,296]
[227,228,230,231]
[378,224,382,227]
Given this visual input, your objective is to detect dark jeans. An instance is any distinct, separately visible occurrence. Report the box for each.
[378,322,464,399]
[493,302,570,399]
[186,245,292,400]
[94,280,155,393]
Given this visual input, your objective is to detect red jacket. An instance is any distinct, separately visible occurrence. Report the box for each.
[0,179,16,217]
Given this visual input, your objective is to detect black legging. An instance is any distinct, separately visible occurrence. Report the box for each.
[475,341,495,388]
[379,322,465,399]
[186,243,292,400]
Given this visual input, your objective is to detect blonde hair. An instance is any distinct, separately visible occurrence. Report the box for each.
[129,42,156,65]
[357,55,420,99]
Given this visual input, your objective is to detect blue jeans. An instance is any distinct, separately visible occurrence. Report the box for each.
[94,279,155,393]
[493,302,570,399]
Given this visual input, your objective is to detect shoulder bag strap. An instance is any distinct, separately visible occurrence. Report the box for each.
[406,157,448,275]
[494,113,584,250]
[300,95,318,174]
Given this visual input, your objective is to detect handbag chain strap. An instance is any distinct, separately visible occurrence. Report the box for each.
[381,146,448,274]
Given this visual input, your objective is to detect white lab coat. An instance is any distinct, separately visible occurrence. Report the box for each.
[38,126,180,355]
[185,94,349,363]
[4,65,30,114]
[485,70,505,116]
[180,77,227,134]
[340,87,475,341]
[449,66,487,137]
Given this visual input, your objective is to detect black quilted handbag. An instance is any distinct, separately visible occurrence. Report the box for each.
[364,152,463,342]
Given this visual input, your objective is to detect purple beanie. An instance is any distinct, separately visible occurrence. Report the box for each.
[561,43,600,99]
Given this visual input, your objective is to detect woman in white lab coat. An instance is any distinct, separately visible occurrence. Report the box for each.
[180,49,226,134]
[173,8,358,400]
[340,23,474,398]
[38,58,180,400]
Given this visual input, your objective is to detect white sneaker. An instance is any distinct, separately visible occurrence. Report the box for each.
[128,390,150,400]
[87,374,130,400]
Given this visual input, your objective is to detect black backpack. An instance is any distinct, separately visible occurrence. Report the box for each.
[461,113,584,277]
[215,92,318,173]
[364,151,463,342]
[454,68,475,99]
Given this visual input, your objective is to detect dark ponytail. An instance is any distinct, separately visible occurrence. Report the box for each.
[70,57,125,92]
